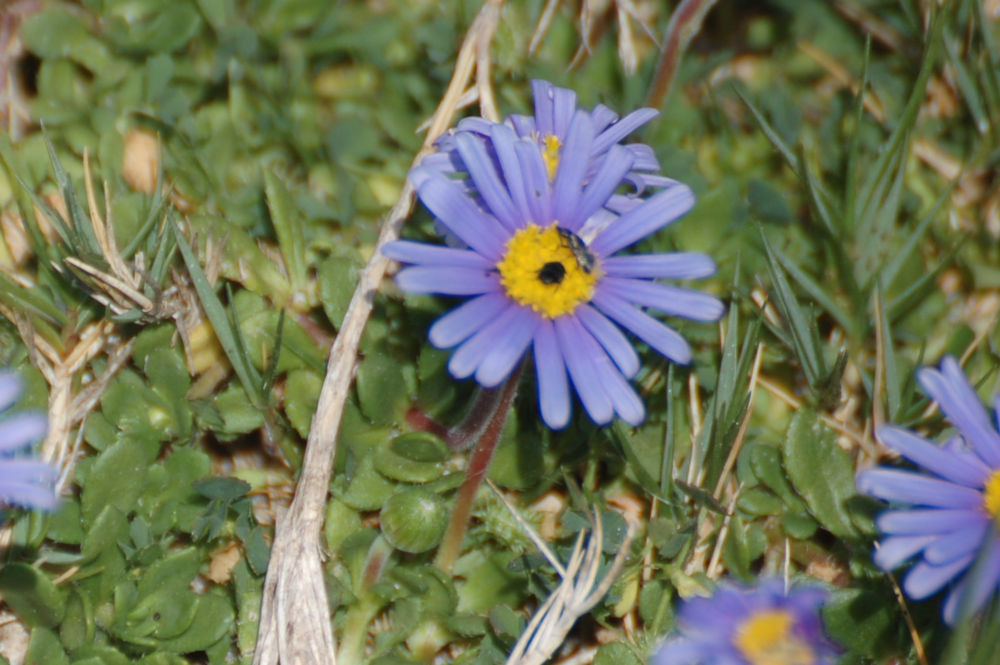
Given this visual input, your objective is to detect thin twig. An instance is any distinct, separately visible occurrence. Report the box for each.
[645,0,719,109]
[251,2,505,663]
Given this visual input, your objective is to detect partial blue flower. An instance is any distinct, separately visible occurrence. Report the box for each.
[385,108,723,429]
[652,580,839,665]
[0,371,57,511]
[425,80,673,219]
[857,355,1000,624]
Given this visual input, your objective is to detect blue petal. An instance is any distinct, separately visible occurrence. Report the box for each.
[513,140,552,224]
[858,468,983,508]
[548,84,577,138]
[876,425,990,487]
[589,184,696,256]
[0,481,58,511]
[428,292,509,348]
[602,253,717,280]
[448,303,522,379]
[876,508,985,535]
[591,288,693,364]
[0,413,47,454]
[410,167,508,260]
[489,124,532,225]
[474,307,539,387]
[530,80,556,136]
[591,107,658,155]
[942,534,1000,624]
[575,304,640,378]
[571,146,635,229]
[924,522,989,564]
[554,317,613,425]
[919,357,1000,467]
[0,373,21,411]
[874,534,936,570]
[395,266,497,296]
[551,111,594,226]
[570,315,644,425]
[904,552,975,599]
[601,277,725,322]
[533,320,571,429]
[455,132,520,231]
[382,241,494,270]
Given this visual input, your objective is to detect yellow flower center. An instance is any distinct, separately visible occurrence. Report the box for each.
[733,610,816,665]
[497,225,598,319]
[542,134,561,181]
[984,470,1000,523]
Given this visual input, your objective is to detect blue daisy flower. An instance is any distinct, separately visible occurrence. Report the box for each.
[0,371,57,511]
[425,80,673,219]
[652,580,839,665]
[857,355,1000,623]
[384,108,723,429]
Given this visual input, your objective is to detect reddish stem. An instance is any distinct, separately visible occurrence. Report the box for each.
[434,364,523,572]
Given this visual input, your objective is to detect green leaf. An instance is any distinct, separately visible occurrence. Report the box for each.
[264,169,307,294]
[593,643,642,665]
[155,590,235,653]
[193,477,251,501]
[0,564,66,628]
[318,254,361,329]
[782,409,860,539]
[355,347,408,425]
[24,627,69,665]
[81,438,151,523]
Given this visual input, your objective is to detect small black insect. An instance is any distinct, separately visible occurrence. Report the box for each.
[556,228,595,274]
[537,261,567,285]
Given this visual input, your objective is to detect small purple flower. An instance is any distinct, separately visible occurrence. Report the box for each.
[857,356,1000,624]
[652,580,839,665]
[0,371,57,511]
[385,107,723,429]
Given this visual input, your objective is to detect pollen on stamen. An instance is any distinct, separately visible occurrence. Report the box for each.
[984,470,1000,522]
[497,224,597,319]
[734,610,815,665]
[542,134,561,181]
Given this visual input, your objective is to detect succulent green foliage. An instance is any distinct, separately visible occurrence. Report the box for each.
[0,0,997,663]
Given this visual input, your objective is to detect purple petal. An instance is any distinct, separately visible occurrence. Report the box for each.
[548,85,577,138]
[410,167,508,260]
[533,320,571,429]
[570,315,644,425]
[625,143,661,172]
[474,307,539,387]
[924,522,989,564]
[554,317,613,425]
[0,374,22,411]
[874,534,936,570]
[508,114,535,138]
[942,535,1000,624]
[857,468,984,509]
[919,357,1000,466]
[0,481,58,510]
[601,277,725,322]
[876,508,986,535]
[571,146,635,229]
[589,184,696,256]
[602,253,717,280]
[514,140,552,224]
[0,413,47,454]
[455,132,520,232]
[651,639,718,665]
[382,241,494,270]
[453,117,495,136]
[575,304,640,378]
[551,111,594,226]
[429,292,509,348]
[591,289,693,364]
[531,80,556,136]
[904,552,975,599]
[448,303,523,379]
[876,425,990,487]
[489,124,532,224]
[591,107,658,155]
[395,266,497,296]
[590,105,618,134]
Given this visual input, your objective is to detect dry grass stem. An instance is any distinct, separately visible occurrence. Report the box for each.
[252,2,505,663]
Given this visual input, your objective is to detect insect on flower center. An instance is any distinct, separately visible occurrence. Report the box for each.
[983,470,1000,522]
[542,134,561,181]
[497,225,598,319]
[733,609,816,665]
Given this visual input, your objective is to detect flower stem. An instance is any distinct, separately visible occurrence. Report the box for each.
[434,364,523,572]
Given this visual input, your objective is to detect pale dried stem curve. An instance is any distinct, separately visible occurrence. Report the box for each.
[251,2,505,663]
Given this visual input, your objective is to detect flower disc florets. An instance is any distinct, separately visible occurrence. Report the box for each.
[498,225,597,318]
